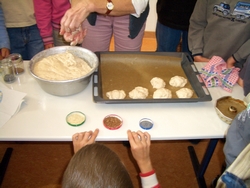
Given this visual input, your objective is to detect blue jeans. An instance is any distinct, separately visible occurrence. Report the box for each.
[7,24,44,60]
[156,21,190,53]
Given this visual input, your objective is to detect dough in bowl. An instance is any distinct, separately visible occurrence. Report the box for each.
[169,76,187,87]
[33,52,92,80]
[150,77,166,89]
[129,86,148,99]
[176,88,193,98]
[106,90,126,99]
[153,88,172,99]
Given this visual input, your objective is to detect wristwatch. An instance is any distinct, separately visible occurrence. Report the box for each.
[106,0,114,15]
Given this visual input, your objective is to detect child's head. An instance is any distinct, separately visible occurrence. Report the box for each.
[62,143,134,188]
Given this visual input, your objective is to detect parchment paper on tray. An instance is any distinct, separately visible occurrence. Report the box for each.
[93,52,211,103]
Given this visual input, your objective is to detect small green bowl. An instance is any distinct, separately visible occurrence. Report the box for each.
[66,111,86,126]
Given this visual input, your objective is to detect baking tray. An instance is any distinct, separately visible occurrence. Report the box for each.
[92,52,212,103]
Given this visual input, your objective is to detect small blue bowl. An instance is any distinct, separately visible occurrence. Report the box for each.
[139,118,154,130]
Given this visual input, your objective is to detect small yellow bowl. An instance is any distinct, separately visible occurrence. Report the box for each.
[66,111,86,126]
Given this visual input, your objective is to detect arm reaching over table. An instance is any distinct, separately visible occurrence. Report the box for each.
[127,130,160,188]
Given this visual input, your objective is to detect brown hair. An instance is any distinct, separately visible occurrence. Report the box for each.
[62,143,134,188]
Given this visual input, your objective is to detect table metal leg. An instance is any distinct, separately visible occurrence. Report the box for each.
[0,147,13,186]
[188,139,219,188]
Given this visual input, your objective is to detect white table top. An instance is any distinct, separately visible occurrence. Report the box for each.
[0,61,244,141]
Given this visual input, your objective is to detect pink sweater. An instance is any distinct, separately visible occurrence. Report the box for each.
[33,0,70,45]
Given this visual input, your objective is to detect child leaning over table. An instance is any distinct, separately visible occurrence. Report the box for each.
[213,104,250,188]
[224,55,250,167]
[62,129,160,188]
[222,53,250,167]
[223,104,250,169]
[213,56,250,187]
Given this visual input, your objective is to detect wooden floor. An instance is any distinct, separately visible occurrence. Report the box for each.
[141,32,157,51]
[0,140,225,188]
[0,32,225,188]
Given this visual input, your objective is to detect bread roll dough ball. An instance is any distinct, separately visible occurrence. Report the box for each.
[169,76,187,87]
[176,88,193,98]
[150,77,166,89]
[153,88,172,99]
[129,87,148,99]
[106,90,126,99]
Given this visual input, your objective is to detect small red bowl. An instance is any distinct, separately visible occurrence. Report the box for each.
[103,114,123,130]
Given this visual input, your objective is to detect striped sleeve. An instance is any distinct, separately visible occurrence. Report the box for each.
[140,170,161,188]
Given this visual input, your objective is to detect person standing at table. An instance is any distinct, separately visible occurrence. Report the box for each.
[33,0,71,49]
[156,0,196,53]
[0,5,9,60]
[59,0,149,48]
[62,129,160,188]
[81,1,149,52]
[0,0,44,60]
[188,0,250,67]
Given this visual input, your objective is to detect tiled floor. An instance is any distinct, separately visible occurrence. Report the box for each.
[0,32,225,188]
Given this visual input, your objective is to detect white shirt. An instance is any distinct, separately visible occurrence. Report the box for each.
[131,0,149,17]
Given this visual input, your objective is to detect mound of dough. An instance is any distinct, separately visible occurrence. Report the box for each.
[33,52,92,81]
[106,90,126,99]
[129,87,148,99]
[150,77,166,89]
[176,88,193,98]
[153,88,172,99]
[169,76,187,87]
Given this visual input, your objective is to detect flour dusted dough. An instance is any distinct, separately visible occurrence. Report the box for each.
[33,52,92,80]
[169,76,187,87]
[176,88,193,98]
[153,88,172,99]
[106,90,126,99]
[129,87,148,99]
[150,77,166,89]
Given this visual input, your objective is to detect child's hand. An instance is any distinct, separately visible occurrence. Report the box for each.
[44,43,54,49]
[0,48,10,59]
[72,128,99,153]
[226,56,236,68]
[127,130,153,173]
